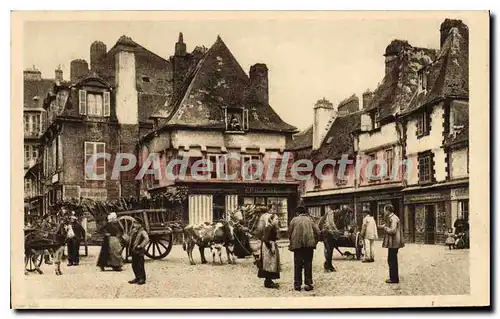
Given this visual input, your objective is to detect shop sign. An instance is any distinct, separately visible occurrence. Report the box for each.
[244,186,293,194]
[450,187,469,200]
[404,192,449,204]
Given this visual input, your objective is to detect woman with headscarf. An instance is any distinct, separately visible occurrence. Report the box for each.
[255,209,281,289]
[97,212,124,271]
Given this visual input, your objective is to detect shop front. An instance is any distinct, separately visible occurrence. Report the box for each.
[403,189,451,244]
[302,193,355,221]
[177,182,298,230]
[355,190,403,237]
[450,186,469,232]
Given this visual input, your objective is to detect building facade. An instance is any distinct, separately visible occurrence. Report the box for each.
[140,35,298,229]
[287,19,469,244]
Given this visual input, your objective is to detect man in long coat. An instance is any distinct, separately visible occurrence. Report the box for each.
[382,204,404,284]
[289,204,320,291]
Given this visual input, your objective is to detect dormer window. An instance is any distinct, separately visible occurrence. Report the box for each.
[372,109,380,129]
[224,107,249,132]
[418,70,427,93]
[141,76,150,83]
[79,89,110,117]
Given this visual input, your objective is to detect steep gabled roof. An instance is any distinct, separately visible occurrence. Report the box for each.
[402,22,469,115]
[24,77,54,109]
[287,125,313,150]
[151,36,297,133]
[312,111,361,162]
[365,41,436,120]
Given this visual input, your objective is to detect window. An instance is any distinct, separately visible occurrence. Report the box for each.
[384,148,394,179]
[225,108,249,131]
[24,179,32,196]
[418,152,433,184]
[313,174,321,188]
[372,110,380,129]
[24,113,42,135]
[84,142,106,180]
[418,70,427,92]
[208,154,227,179]
[141,76,150,83]
[367,153,379,182]
[242,155,261,180]
[458,200,469,222]
[268,197,288,229]
[416,111,430,137]
[79,90,110,117]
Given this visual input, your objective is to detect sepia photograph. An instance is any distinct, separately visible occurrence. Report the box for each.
[11,11,489,309]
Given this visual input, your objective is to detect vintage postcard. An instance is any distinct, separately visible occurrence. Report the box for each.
[11,11,490,309]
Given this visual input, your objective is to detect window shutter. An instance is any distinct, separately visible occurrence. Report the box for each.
[103,91,111,116]
[79,90,87,115]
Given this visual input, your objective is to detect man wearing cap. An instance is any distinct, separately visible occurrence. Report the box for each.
[288,203,320,291]
[127,219,149,285]
[382,204,404,284]
[66,213,85,266]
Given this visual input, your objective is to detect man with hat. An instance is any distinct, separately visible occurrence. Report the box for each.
[66,212,85,266]
[127,218,149,285]
[382,204,404,284]
[288,202,320,291]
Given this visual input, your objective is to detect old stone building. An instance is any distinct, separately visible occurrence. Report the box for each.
[24,67,55,218]
[287,19,469,244]
[140,35,298,228]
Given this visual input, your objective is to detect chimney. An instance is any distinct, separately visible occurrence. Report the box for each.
[172,32,189,94]
[313,98,335,150]
[383,40,410,75]
[70,59,89,82]
[175,32,187,57]
[440,19,469,48]
[55,66,63,82]
[249,63,269,105]
[362,90,374,109]
[337,94,359,116]
[23,66,42,81]
[90,40,107,70]
[114,35,138,125]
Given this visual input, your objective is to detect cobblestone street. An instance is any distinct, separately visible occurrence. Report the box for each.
[22,242,469,299]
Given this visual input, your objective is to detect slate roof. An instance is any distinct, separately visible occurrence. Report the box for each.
[402,21,469,116]
[150,36,297,133]
[287,125,313,150]
[312,111,361,162]
[24,77,54,109]
[365,40,436,120]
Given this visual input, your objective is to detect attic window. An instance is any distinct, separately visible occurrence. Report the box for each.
[418,70,427,93]
[142,76,150,83]
[372,110,380,129]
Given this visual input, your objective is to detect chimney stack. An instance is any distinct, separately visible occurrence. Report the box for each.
[440,19,469,48]
[90,40,107,70]
[172,32,189,94]
[362,90,374,109]
[23,66,42,81]
[55,66,63,82]
[313,98,335,150]
[114,35,138,125]
[383,40,410,76]
[70,59,89,82]
[249,63,269,105]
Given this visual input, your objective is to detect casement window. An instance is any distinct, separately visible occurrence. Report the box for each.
[225,108,249,132]
[416,111,430,137]
[372,110,380,130]
[79,90,110,117]
[418,152,433,184]
[367,153,379,182]
[418,70,428,93]
[384,148,394,179]
[24,145,39,166]
[458,200,469,221]
[242,155,261,180]
[24,113,42,135]
[207,154,227,179]
[84,142,106,180]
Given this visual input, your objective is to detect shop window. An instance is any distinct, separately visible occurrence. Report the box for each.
[377,202,391,227]
[418,152,433,184]
[458,200,469,221]
[255,197,266,206]
[268,197,288,228]
[308,206,322,219]
[436,202,447,233]
[243,197,255,205]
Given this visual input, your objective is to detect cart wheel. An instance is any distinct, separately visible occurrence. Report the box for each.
[355,232,363,260]
[117,216,136,263]
[25,252,42,272]
[145,233,173,260]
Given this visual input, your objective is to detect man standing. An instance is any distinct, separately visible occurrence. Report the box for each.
[289,204,320,291]
[67,214,85,266]
[127,219,149,285]
[382,204,404,284]
[361,209,378,263]
[318,206,338,272]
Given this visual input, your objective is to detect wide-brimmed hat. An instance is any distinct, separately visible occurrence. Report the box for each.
[296,203,306,213]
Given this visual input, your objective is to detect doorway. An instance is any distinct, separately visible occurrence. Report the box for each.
[425,204,436,244]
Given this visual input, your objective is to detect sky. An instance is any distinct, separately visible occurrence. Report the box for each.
[23,16,464,130]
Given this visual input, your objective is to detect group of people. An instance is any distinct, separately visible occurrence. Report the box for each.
[96,212,150,285]
[445,213,470,249]
[255,202,405,291]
